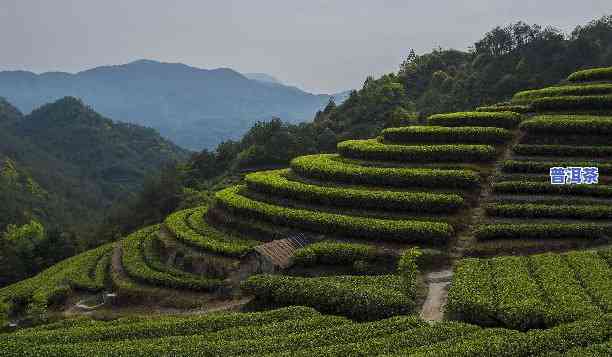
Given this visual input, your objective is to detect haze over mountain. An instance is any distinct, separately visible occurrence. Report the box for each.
[0,60,346,150]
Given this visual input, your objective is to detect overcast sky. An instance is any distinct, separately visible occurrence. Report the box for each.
[0,1,609,93]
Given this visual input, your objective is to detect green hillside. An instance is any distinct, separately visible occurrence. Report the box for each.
[0,97,190,287]
[1,66,612,354]
[0,97,189,235]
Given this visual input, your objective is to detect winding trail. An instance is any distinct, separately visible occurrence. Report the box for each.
[419,269,453,321]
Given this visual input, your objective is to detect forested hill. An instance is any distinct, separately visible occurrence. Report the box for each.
[314,16,612,141]
[0,60,334,150]
[0,97,188,244]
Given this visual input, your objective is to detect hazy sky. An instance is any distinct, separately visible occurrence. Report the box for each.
[0,1,609,93]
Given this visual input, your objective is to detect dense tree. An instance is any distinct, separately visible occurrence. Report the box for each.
[0,220,75,286]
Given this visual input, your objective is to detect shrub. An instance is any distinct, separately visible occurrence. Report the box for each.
[286,320,481,357]
[493,181,612,197]
[292,241,387,267]
[0,243,115,321]
[241,274,415,320]
[382,126,513,144]
[529,253,602,326]
[473,223,612,241]
[489,256,544,330]
[0,301,9,327]
[2,309,611,356]
[164,207,257,257]
[513,144,612,157]
[485,203,612,220]
[121,225,225,291]
[214,185,454,244]
[564,251,612,312]
[532,95,612,112]
[291,154,480,189]
[512,84,612,103]
[246,169,464,213]
[447,253,609,331]
[67,246,113,292]
[567,66,612,82]
[338,139,497,163]
[476,105,532,113]
[519,115,612,135]
[448,256,546,330]
[501,160,612,174]
[397,248,421,300]
[1,306,328,346]
[3,315,427,356]
[445,258,497,326]
[427,111,522,129]
[405,316,612,356]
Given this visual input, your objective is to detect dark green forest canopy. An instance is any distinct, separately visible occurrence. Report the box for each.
[0,97,188,251]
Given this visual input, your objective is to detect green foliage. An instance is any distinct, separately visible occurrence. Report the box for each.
[292,241,387,267]
[3,220,45,264]
[502,159,612,174]
[489,256,544,329]
[476,104,532,113]
[513,144,612,157]
[0,300,8,327]
[64,246,113,292]
[0,243,113,322]
[427,111,522,129]
[530,253,603,325]
[241,274,415,320]
[395,18,612,115]
[2,309,611,356]
[532,95,612,112]
[121,225,224,291]
[565,251,612,312]
[397,248,421,299]
[382,125,513,144]
[0,96,188,281]
[485,203,612,219]
[215,185,454,244]
[317,74,415,140]
[513,83,612,103]
[246,169,464,213]
[405,316,612,356]
[519,115,612,134]
[1,220,76,288]
[448,252,610,330]
[446,258,497,325]
[164,207,258,257]
[291,154,480,189]
[474,223,612,241]
[493,181,612,197]
[337,139,497,162]
[2,306,327,346]
[567,66,612,82]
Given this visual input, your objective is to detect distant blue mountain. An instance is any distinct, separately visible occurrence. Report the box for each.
[0,60,342,150]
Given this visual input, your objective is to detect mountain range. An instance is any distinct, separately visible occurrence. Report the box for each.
[0,60,348,150]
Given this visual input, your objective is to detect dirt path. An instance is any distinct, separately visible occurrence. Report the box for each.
[419,269,453,321]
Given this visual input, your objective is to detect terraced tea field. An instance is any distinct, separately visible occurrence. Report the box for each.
[1,306,610,356]
[1,66,612,355]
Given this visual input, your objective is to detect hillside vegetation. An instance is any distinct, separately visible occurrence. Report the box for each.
[1,17,612,355]
[0,97,188,286]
